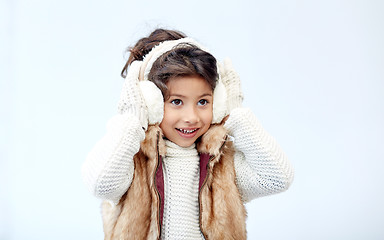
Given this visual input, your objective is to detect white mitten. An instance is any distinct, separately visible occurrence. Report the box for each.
[117,61,149,130]
[218,58,244,112]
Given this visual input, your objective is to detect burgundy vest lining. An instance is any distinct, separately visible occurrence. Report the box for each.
[155,157,165,227]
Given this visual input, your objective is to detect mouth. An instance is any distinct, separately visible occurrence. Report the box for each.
[176,128,199,138]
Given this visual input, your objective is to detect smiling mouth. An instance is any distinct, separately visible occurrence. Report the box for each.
[176,128,198,134]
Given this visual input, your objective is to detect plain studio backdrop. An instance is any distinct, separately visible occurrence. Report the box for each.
[1,0,383,239]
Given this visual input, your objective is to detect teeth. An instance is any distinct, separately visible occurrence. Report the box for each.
[178,128,197,134]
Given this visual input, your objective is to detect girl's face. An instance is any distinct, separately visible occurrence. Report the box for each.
[160,75,213,148]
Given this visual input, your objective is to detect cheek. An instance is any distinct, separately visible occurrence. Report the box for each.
[159,116,172,140]
[160,106,174,129]
[208,105,214,121]
[202,107,213,124]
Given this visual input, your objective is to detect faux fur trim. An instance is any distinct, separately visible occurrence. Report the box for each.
[199,139,247,240]
[197,124,228,156]
[140,124,166,158]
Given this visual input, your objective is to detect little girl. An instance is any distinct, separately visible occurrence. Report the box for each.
[82,28,294,240]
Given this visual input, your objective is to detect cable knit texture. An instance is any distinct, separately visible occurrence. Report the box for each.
[161,141,204,240]
[225,107,294,202]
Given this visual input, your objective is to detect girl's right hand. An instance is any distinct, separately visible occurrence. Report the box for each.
[117,61,149,130]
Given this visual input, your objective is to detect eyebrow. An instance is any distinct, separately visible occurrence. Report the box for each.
[169,93,213,98]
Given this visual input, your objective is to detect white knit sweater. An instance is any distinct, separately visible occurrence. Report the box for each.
[161,140,204,239]
[82,107,294,232]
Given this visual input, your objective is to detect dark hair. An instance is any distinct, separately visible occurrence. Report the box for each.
[122,29,218,99]
[121,29,186,78]
[148,44,217,99]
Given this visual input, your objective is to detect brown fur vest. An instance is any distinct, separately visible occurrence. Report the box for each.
[101,124,247,240]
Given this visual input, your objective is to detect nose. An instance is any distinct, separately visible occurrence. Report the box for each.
[183,105,200,124]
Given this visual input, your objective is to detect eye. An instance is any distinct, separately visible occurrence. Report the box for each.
[198,99,209,106]
[171,99,183,106]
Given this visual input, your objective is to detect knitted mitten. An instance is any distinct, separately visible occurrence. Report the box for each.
[219,58,244,112]
[117,61,149,130]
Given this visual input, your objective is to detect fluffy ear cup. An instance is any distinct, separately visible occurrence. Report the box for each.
[138,81,164,125]
[212,80,228,124]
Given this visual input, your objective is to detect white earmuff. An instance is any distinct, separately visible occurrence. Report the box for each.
[138,81,164,125]
[211,80,228,124]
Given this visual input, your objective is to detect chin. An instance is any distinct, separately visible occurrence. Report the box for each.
[176,140,196,148]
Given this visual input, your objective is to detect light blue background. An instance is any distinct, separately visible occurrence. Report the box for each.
[1,0,383,239]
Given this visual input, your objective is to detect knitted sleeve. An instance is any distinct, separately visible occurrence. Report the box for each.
[224,108,294,202]
[81,113,145,204]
